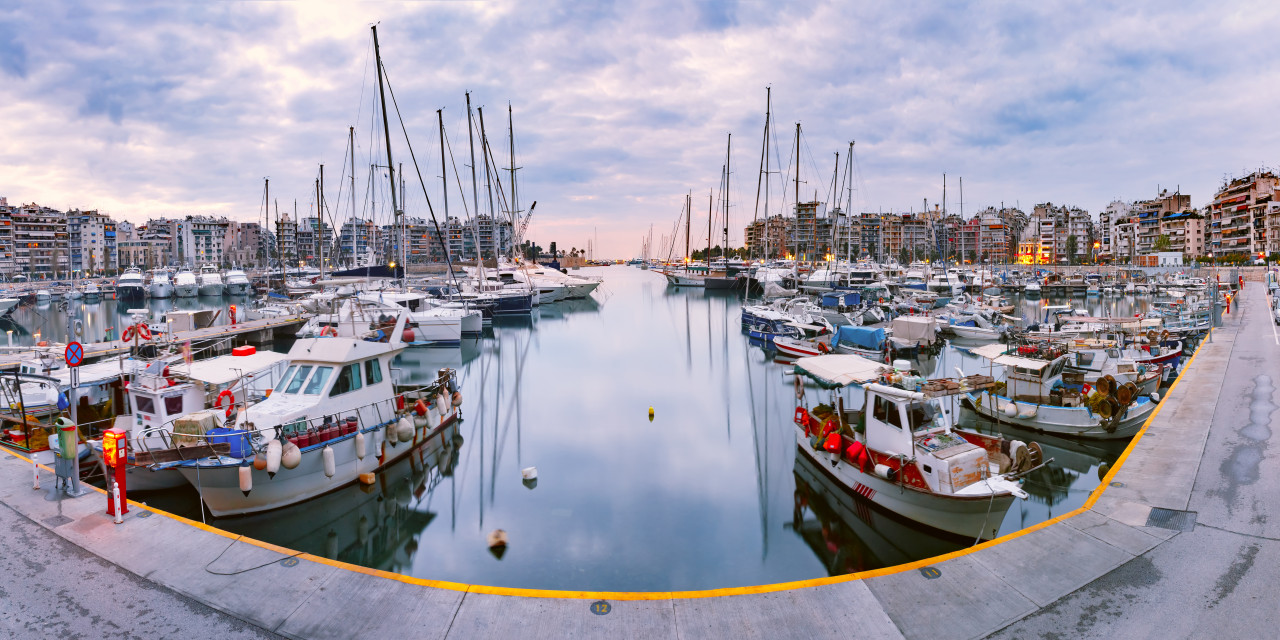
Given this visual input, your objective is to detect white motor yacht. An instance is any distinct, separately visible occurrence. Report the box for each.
[198,264,225,297]
[82,281,101,302]
[225,268,252,296]
[149,268,174,298]
[174,269,198,297]
[357,291,482,339]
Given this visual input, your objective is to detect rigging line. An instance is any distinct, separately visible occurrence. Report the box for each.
[441,119,474,219]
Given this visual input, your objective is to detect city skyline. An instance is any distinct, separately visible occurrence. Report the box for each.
[2,1,1278,257]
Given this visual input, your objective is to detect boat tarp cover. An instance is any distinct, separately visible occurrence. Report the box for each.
[794,354,887,389]
[968,343,1051,371]
[832,326,885,350]
[891,316,939,345]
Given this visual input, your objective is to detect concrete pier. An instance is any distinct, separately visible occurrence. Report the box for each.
[0,284,1273,639]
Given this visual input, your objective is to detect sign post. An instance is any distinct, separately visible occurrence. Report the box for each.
[65,341,82,434]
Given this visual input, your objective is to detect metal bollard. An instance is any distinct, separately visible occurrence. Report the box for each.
[111,481,123,524]
[32,455,38,490]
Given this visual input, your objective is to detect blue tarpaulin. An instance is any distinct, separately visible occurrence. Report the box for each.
[832,326,885,350]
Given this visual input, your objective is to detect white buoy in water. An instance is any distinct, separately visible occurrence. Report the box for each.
[355,431,366,459]
[281,441,301,469]
[322,445,335,478]
[396,417,414,443]
[238,465,252,496]
[265,439,282,478]
[521,466,537,481]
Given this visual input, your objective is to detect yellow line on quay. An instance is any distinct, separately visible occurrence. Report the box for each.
[1,327,1212,601]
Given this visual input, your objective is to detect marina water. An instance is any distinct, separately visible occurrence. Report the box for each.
[58,268,1158,591]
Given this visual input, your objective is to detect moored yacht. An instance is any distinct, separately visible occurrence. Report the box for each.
[149,268,173,298]
[116,267,147,301]
[225,268,252,296]
[198,264,225,297]
[174,269,198,297]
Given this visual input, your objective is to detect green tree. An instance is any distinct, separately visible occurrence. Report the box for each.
[898,247,910,264]
[1065,235,1078,264]
[1154,234,1172,252]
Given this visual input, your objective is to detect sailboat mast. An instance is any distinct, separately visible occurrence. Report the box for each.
[349,126,356,267]
[319,164,326,277]
[707,189,712,264]
[508,103,518,247]
[794,121,801,259]
[724,133,731,257]
[685,192,691,262]
[371,25,399,276]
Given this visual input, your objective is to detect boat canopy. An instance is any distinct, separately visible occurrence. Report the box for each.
[793,354,887,389]
[890,316,938,345]
[171,351,290,386]
[832,325,886,351]
[968,343,1051,372]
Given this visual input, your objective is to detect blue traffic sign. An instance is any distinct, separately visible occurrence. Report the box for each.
[65,341,84,367]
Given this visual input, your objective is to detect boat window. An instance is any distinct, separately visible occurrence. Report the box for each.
[364,358,383,385]
[163,394,184,415]
[906,402,939,433]
[329,364,363,397]
[1076,352,1094,367]
[303,367,334,395]
[284,365,314,394]
[135,395,156,414]
[872,396,904,429]
[1049,359,1066,378]
[275,366,297,393]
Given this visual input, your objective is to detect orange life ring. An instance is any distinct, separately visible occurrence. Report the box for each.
[817,341,830,354]
[320,326,339,338]
[121,325,135,342]
[137,324,152,340]
[215,389,236,417]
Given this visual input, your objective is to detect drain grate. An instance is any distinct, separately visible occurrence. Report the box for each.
[1146,507,1197,531]
[41,515,73,528]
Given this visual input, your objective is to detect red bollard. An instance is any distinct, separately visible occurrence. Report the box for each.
[103,428,128,518]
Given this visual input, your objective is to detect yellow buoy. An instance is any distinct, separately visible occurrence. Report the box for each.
[648,406,655,422]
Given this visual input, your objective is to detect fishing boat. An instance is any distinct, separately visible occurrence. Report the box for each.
[961,343,1158,439]
[97,349,291,491]
[1065,348,1164,397]
[173,309,462,516]
[82,281,101,302]
[198,264,225,297]
[116,267,147,301]
[174,269,199,297]
[792,354,1036,540]
[149,268,174,298]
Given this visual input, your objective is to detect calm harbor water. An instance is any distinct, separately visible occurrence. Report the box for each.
[70,268,1162,591]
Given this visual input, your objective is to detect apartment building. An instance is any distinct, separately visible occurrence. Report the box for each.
[1209,170,1278,257]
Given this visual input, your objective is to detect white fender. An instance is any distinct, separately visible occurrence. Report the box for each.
[281,441,301,470]
[396,417,414,443]
[265,439,281,478]
[322,445,335,478]
[1003,402,1018,417]
[355,431,366,460]
[238,465,252,496]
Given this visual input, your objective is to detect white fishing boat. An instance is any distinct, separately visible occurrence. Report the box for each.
[35,289,51,302]
[97,349,291,491]
[173,309,462,516]
[149,268,174,298]
[962,343,1158,439]
[225,268,252,296]
[198,264,225,297]
[793,354,1035,540]
[1066,348,1164,397]
[1024,280,1042,298]
[356,291,481,340]
[82,281,101,302]
[174,269,199,297]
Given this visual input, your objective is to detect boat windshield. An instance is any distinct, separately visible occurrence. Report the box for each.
[274,366,296,393]
[282,365,314,394]
[303,367,333,395]
[906,401,941,433]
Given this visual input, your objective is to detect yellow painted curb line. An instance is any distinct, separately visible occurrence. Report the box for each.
[0,331,1212,600]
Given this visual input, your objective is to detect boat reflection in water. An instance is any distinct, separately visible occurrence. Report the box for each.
[215,423,462,574]
[790,448,966,574]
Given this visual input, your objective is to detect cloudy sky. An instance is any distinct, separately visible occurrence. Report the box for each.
[2,1,1278,257]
